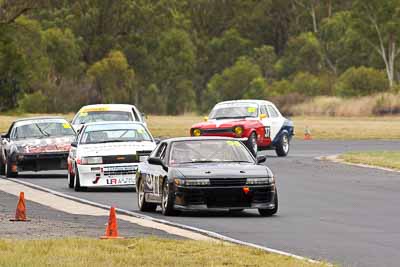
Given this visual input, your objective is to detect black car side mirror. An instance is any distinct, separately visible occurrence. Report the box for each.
[71,141,78,147]
[148,157,168,171]
[257,155,266,164]
[154,138,161,145]
[1,134,7,139]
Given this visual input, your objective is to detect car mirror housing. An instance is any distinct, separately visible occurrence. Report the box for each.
[1,133,7,139]
[148,157,168,171]
[257,155,266,164]
[71,141,78,147]
[154,138,161,145]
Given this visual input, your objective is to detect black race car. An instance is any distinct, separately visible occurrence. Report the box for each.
[0,117,76,177]
[136,137,278,216]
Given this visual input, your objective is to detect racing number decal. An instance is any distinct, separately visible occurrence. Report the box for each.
[146,173,160,195]
[264,126,271,138]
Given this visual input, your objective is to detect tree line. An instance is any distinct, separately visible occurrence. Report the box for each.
[0,0,399,115]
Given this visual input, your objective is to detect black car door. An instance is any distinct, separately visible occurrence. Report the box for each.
[145,142,168,200]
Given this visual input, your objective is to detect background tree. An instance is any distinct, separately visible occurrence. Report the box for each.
[87,50,135,103]
[352,0,400,88]
[0,0,399,114]
[204,57,266,111]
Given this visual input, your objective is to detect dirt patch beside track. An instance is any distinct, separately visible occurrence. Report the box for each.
[0,190,182,240]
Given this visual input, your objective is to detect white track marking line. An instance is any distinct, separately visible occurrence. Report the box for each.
[318,155,400,173]
[1,177,323,264]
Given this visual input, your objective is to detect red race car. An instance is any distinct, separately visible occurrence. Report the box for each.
[190,100,294,156]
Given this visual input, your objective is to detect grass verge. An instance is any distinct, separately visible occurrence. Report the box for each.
[339,151,400,170]
[1,113,399,140]
[293,116,400,140]
[0,238,330,267]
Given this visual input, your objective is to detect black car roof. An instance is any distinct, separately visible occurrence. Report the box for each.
[14,116,66,123]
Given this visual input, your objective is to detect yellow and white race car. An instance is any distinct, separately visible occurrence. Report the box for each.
[71,104,146,131]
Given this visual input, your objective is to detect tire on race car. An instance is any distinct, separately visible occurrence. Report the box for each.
[258,191,278,217]
[74,167,86,192]
[161,179,180,216]
[5,157,17,178]
[68,169,74,188]
[138,178,157,212]
[0,156,5,175]
[275,132,290,157]
[246,132,258,157]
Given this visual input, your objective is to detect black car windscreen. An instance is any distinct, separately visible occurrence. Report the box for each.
[169,140,254,165]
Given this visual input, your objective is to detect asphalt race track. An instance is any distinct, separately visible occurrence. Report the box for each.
[4,140,400,267]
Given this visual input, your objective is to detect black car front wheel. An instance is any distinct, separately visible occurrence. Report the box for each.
[0,156,5,175]
[161,180,179,216]
[5,158,17,178]
[138,178,157,212]
[258,192,278,217]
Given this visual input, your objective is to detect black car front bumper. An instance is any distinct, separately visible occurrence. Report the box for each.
[14,152,69,172]
[173,184,276,211]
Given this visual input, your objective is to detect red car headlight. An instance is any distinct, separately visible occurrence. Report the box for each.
[233,126,243,137]
[192,128,201,136]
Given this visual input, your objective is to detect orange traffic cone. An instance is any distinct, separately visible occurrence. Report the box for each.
[304,126,312,140]
[100,207,123,239]
[10,192,30,222]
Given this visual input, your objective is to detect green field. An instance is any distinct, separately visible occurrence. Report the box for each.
[340,151,400,170]
[0,238,329,267]
[1,113,400,140]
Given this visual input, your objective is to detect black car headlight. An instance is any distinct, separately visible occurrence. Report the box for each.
[174,178,210,186]
[246,177,274,185]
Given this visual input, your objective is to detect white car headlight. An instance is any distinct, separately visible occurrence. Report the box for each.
[246,177,274,185]
[81,156,103,165]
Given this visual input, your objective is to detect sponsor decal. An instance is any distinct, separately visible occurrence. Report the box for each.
[81,107,110,112]
[103,166,137,172]
[106,177,134,185]
[63,123,72,129]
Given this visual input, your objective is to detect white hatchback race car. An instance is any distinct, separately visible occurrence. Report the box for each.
[71,104,146,131]
[67,122,156,191]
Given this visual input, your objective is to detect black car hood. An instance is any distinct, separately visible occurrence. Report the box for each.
[173,163,272,179]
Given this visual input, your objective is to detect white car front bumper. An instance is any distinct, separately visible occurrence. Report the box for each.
[77,163,138,187]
